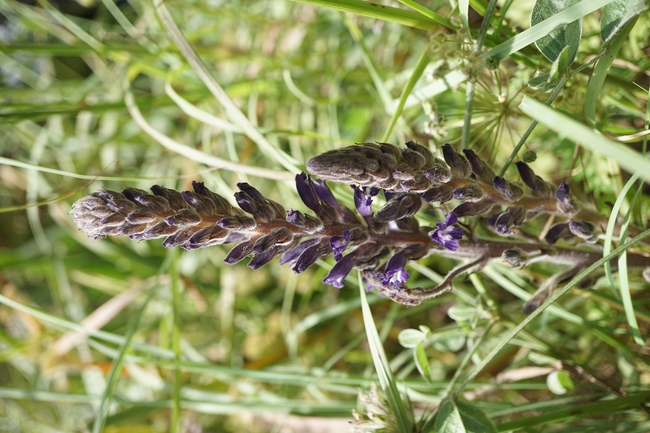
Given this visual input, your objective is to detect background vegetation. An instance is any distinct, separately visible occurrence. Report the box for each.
[1,0,649,431]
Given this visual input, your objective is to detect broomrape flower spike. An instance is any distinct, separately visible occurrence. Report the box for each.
[71,141,650,313]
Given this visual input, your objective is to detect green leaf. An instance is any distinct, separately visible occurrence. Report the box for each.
[432,329,466,352]
[434,398,498,433]
[414,343,432,383]
[601,0,650,46]
[528,44,571,92]
[528,72,557,93]
[519,96,650,177]
[531,0,582,64]
[546,370,574,395]
[447,305,476,322]
[398,328,427,348]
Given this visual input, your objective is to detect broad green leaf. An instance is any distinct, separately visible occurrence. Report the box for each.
[399,328,427,348]
[447,305,476,322]
[528,44,571,92]
[531,0,582,64]
[528,73,556,93]
[432,329,466,352]
[434,398,498,433]
[414,343,432,383]
[601,0,649,46]
[547,370,574,395]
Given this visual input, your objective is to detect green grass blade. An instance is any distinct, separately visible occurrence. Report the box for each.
[396,0,455,29]
[618,195,645,346]
[483,0,617,62]
[289,0,446,30]
[91,279,159,433]
[496,391,650,431]
[459,228,650,394]
[153,0,301,174]
[519,96,650,177]
[603,173,639,298]
[382,47,430,141]
[358,274,413,433]
[170,248,182,432]
[123,78,293,181]
[584,17,638,126]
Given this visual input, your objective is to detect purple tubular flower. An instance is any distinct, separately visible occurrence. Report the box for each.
[322,250,358,288]
[248,246,281,270]
[352,185,374,218]
[295,173,320,213]
[382,253,408,289]
[279,238,320,266]
[429,212,463,251]
[292,242,328,273]
[313,179,359,223]
[545,223,571,245]
[330,230,351,261]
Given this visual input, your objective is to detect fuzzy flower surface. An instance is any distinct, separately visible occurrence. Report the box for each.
[429,212,463,251]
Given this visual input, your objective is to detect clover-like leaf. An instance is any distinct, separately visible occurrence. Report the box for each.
[601,0,649,46]
[434,397,498,433]
[531,0,582,65]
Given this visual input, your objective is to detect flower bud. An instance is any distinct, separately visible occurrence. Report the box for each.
[374,193,422,222]
[515,162,554,199]
[568,220,597,243]
[493,176,524,202]
[453,183,485,202]
[421,184,454,203]
[555,182,579,214]
[501,248,527,268]
[442,143,472,179]
[462,149,495,185]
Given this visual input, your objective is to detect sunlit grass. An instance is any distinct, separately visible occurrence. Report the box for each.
[1,0,650,431]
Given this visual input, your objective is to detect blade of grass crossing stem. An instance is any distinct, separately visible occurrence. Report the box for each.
[290,0,447,30]
[91,278,159,433]
[382,47,430,141]
[618,191,645,346]
[153,0,300,174]
[584,18,638,127]
[344,16,394,117]
[358,273,412,433]
[603,173,640,299]
[458,228,650,394]
[123,74,293,181]
[499,75,567,176]
[482,0,616,62]
[396,0,455,29]
[164,76,244,133]
[519,96,650,177]
[496,391,650,431]
[170,248,182,433]
[459,0,470,34]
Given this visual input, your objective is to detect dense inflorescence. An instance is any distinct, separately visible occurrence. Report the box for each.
[71,141,650,312]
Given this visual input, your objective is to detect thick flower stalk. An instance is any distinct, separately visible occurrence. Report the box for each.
[71,141,650,313]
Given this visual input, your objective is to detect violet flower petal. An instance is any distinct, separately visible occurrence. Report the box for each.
[322,251,357,288]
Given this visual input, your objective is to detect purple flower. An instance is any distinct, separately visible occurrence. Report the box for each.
[330,230,351,261]
[295,173,320,213]
[429,212,463,251]
[352,185,377,218]
[279,238,320,266]
[382,253,408,288]
[322,251,357,288]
